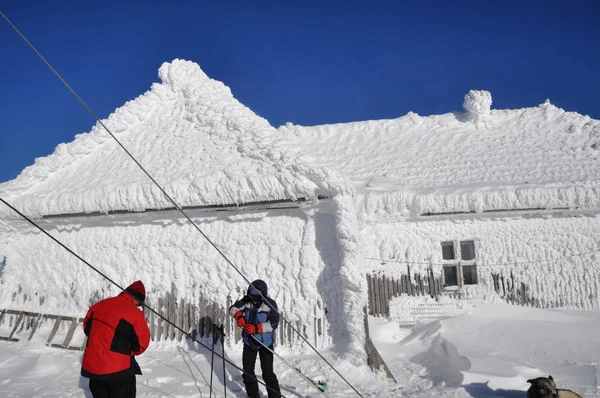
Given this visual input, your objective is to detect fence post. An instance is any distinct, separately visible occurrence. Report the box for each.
[225,295,231,346]
[407,264,413,296]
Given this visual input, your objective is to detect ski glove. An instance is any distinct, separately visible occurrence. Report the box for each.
[234,311,246,327]
[243,324,262,335]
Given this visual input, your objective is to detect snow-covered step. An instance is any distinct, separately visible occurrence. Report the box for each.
[389,295,475,325]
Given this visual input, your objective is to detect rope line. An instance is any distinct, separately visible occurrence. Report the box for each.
[0,10,362,397]
[250,334,329,398]
[0,197,288,398]
[365,249,600,268]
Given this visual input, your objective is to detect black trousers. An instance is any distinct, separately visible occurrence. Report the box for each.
[89,377,136,398]
[242,344,281,398]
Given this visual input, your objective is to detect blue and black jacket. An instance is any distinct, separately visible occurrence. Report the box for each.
[229,279,279,350]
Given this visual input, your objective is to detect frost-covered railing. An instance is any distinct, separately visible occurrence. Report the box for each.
[0,309,87,350]
[0,289,327,351]
[489,268,599,309]
[367,271,444,316]
[143,287,327,349]
[369,261,600,314]
[389,295,475,326]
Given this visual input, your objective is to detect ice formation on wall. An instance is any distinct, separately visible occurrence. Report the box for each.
[462,89,492,119]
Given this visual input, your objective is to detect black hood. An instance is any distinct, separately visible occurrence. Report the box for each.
[247,279,268,297]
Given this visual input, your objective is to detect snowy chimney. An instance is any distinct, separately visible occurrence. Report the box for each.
[462,90,492,120]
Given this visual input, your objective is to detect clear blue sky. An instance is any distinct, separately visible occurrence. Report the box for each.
[1,0,598,183]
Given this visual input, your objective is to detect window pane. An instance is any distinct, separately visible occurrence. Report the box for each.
[441,241,455,260]
[463,265,478,285]
[443,265,458,286]
[460,240,475,260]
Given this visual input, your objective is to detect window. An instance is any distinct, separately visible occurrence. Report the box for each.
[441,241,455,260]
[441,240,478,287]
[462,264,478,285]
[460,241,475,261]
[443,265,458,286]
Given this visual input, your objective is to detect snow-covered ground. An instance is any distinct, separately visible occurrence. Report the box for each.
[0,338,392,397]
[1,302,597,397]
[370,303,600,397]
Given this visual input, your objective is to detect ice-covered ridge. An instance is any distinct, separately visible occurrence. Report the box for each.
[0,59,348,218]
[282,91,600,215]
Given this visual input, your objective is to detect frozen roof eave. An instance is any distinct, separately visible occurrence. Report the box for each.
[34,195,331,221]
[356,181,600,221]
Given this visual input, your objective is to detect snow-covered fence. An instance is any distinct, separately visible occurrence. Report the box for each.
[491,271,537,307]
[143,286,328,349]
[0,286,328,351]
[367,271,444,316]
[488,270,586,309]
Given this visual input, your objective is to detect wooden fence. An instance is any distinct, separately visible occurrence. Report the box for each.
[368,268,560,317]
[0,286,327,351]
[367,269,444,316]
[143,287,327,348]
[0,297,326,352]
[491,271,550,308]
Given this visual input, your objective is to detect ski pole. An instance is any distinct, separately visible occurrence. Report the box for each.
[248,334,330,398]
[219,324,227,398]
[209,324,217,398]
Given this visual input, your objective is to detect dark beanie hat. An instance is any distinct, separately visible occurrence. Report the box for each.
[125,280,146,303]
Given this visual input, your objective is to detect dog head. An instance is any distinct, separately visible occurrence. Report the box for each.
[527,375,558,398]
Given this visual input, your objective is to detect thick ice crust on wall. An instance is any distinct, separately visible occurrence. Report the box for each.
[362,214,600,309]
[359,185,600,221]
[0,209,328,335]
[0,59,348,218]
[328,195,368,362]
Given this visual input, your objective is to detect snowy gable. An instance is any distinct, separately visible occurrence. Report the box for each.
[282,90,600,217]
[0,59,348,218]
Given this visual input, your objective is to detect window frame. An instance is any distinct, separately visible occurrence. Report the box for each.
[440,239,478,288]
[459,240,476,261]
[443,264,459,286]
[441,241,456,260]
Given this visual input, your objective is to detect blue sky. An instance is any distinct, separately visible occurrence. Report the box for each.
[0,0,598,183]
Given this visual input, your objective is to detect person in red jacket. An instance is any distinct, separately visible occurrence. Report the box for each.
[81,280,151,398]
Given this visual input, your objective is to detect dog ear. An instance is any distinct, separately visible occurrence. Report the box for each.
[548,375,553,381]
[526,378,536,384]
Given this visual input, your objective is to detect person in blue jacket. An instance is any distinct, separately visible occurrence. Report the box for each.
[229,279,281,398]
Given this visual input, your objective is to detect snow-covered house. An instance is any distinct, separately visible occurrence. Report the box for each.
[2,58,599,355]
[282,90,600,314]
[0,60,366,357]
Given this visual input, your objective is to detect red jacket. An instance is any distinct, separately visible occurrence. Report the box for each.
[81,292,151,380]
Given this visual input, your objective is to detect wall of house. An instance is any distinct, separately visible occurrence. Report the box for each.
[361,213,600,309]
[0,205,345,347]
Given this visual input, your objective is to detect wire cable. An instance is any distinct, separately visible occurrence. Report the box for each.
[365,249,600,268]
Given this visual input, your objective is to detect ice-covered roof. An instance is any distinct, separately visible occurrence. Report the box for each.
[0,60,348,217]
[282,90,600,215]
